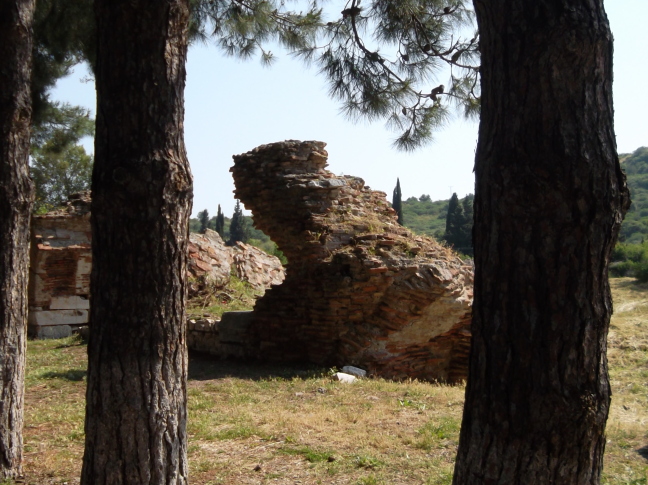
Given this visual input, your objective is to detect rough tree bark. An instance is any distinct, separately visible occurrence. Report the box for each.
[80,1,193,484]
[0,0,35,479]
[453,1,630,483]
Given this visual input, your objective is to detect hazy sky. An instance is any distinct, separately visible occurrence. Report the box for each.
[53,1,648,217]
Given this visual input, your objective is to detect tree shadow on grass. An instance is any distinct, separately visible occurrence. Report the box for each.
[40,369,87,381]
[637,445,648,461]
[188,351,327,382]
[613,277,648,295]
[35,353,327,383]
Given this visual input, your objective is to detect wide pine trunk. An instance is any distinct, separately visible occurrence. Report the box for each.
[80,1,193,484]
[454,1,629,483]
[0,0,35,479]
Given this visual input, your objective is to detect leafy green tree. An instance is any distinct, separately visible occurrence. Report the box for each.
[215,204,225,238]
[30,103,94,211]
[392,178,403,225]
[31,144,92,213]
[228,200,249,245]
[29,0,96,213]
[198,209,210,233]
[618,147,648,243]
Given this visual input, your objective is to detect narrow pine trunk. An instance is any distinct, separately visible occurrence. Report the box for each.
[454,1,629,483]
[0,0,35,479]
[80,1,193,483]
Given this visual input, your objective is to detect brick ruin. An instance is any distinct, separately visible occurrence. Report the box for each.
[27,197,285,339]
[28,193,92,338]
[26,142,474,382]
[230,140,473,382]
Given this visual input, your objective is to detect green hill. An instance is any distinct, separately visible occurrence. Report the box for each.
[400,193,474,246]
[620,146,648,243]
[400,195,450,238]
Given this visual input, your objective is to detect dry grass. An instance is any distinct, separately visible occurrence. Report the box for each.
[15,278,648,484]
[603,278,648,484]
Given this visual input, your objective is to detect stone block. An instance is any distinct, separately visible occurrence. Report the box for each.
[29,324,72,339]
[333,372,357,383]
[342,365,367,377]
[28,309,88,326]
[50,295,90,310]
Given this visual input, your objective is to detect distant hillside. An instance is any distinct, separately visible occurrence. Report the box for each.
[400,195,449,238]
[400,146,648,245]
[188,151,648,260]
[620,146,648,243]
[401,194,474,243]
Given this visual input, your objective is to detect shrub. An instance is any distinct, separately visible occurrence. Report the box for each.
[634,260,648,283]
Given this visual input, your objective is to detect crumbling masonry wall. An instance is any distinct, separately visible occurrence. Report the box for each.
[28,193,92,338]
[231,140,473,382]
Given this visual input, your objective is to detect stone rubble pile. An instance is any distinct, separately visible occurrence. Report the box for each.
[187,229,284,290]
[187,229,232,287]
[229,140,473,383]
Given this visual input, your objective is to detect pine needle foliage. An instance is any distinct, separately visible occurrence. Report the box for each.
[34,1,480,152]
[294,0,480,150]
[192,0,323,64]
[194,1,480,150]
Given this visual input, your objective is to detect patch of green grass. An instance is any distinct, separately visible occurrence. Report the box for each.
[280,445,333,463]
[214,424,261,440]
[187,389,215,411]
[356,474,381,484]
[415,417,461,451]
[353,454,383,469]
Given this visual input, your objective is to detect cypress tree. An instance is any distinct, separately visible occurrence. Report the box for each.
[444,193,461,247]
[215,204,225,238]
[445,193,474,254]
[228,200,248,245]
[392,178,404,225]
[459,195,474,255]
[198,208,209,233]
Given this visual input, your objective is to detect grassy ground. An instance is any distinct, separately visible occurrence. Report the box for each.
[16,278,648,484]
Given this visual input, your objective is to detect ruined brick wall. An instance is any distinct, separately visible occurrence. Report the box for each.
[231,140,473,382]
[28,196,285,339]
[28,192,92,337]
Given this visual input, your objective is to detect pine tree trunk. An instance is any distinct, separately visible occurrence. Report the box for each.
[80,1,192,483]
[0,0,35,479]
[453,1,630,483]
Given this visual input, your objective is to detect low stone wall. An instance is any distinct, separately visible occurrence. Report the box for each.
[188,312,255,359]
[225,140,473,383]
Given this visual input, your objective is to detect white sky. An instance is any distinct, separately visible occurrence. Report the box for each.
[52,1,648,218]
